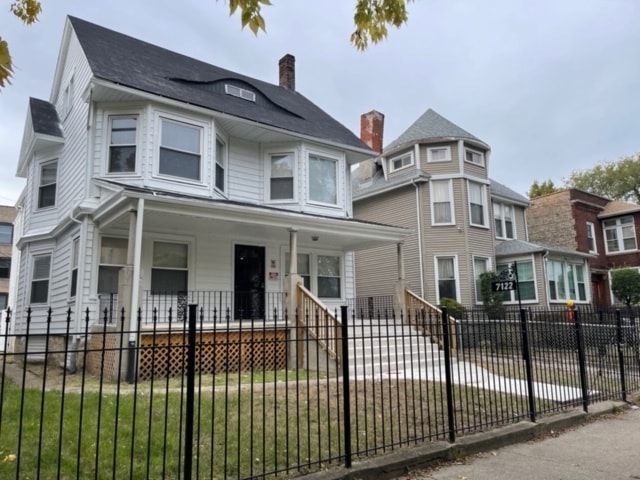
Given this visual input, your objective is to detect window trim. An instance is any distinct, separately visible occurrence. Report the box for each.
[603,216,637,254]
[0,257,10,279]
[586,221,597,254]
[430,179,455,226]
[427,146,451,163]
[547,259,588,303]
[37,160,58,210]
[267,151,296,202]
[224,84,256,102]
[0,223,13,244]
[107,114,139,175]
[98,236,129,296]
[150,240,191,295]
[389,151,414,172]
[496,259,538,304]
[434,255,459,304]
[307,151,340,207]
[156,115,205,184]
[30,253,52,305]
[464,147,485,167]
[215,136,227,193]
[473,256,491,304]
[283,250,344,300]
[468,181,488,227]
[493,201,516,239]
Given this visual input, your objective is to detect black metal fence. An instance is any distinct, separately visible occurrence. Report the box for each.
[0,304,638,479]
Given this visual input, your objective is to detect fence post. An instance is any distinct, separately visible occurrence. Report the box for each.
[574,310,589,413]
[519,308,536,423]
[340,305,352,468]
[615,309,627,402]
[184,304,197,480]
[441,307,455,443]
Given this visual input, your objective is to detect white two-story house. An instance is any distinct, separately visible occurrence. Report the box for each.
[11,16,407,344]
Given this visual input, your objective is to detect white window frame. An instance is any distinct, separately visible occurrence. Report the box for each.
[603,216,637,254]
[224,84,256,102]
[107,114,139,174]
[473,256,491,304]
[496,259,537,304]
[150,241,190,295]
[215,136,226,193]
[307,151,340,207]
[586,221,597,253]
[435,255,459,303]
[464,147,485,166]
[98,236,129,296]
[493,201,515,239]
[0,223,13,244]
[468,181,488,227]
[70,237,79,298]
[547,259,588,303]
[283,250,344,300]
[156,114,205,184]
[267,151,296,202]
[389,151,414,172]
[30,253,52,305]
[430,179,454,226]
[37,160,58,210]
[427,146,451,163]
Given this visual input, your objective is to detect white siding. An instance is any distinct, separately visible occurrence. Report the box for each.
[228,139,261,203]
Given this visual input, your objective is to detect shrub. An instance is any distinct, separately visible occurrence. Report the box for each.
[439,297,464,318]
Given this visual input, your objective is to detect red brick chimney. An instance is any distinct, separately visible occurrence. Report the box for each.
[279,54,295,90]
[360,110,384,153]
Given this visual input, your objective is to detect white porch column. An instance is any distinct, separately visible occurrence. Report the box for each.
[288,228,298,275]
[394,241,407,314]
[285,228,303,368]
[129,198,144,341]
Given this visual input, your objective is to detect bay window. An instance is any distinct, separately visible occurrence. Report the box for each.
[159,118,202,181]
[270,153,295,200]
[436,256,458,302]
[215,137,226,191]
[108,116,137,173]
[547,260,587,302]
[30,254,51,304]
[431,179,453,225]
[98,237,128,296]
[468,181,487,226]
[473,256,490,303]
[494,202,514,239]
[309,154,337,205]
[38,161,57,209]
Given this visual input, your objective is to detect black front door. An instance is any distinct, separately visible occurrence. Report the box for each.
[234,244,265,319]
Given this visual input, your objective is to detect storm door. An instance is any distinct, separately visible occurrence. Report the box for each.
[234,245,265,320]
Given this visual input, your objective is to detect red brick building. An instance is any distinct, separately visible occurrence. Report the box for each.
[527,189,640,306]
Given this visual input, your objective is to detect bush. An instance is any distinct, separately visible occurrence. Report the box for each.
[439,297,464,318]
[479,271,506,319]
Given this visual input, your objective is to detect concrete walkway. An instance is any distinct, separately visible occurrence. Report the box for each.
[386,359,585,402]
[407,405,640,480]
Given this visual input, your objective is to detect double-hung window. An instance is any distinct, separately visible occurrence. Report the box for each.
[603,216,636,253]
[493,202,514,239]
[317,255,341,298]
[468,181,487,226]
[38,161,57,209]
[285,253,311,289]
[427,147,451,163]
[270,153,294,201]
[0,258,9,278]
[586,222,597,253]
[0,223,12,244]
[473,257,490,303]
[159,119,202,181]
[30,254,51,304]
[70,238,79,297]
[151,242,188,294]
[108,116,137,173]
[98,237,128,295]
[215,137,226,192]
[436,256,458,302]
[308,154,337,205]
[431,179,453,225]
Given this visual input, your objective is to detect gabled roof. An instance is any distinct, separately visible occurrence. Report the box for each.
[490,178,530,206]
[385,108,488,152]
[68,16,370,152]
[29,98,63,138]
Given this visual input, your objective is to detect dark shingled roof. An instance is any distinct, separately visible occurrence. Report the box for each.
[29,98,63,138]
[490,178,530,205]
[68,16,370,151]
[385,108,487,151]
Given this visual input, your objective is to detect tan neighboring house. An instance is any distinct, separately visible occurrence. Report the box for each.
[353,109,593,308]
[527,188,640,306]
[0,205,17,311]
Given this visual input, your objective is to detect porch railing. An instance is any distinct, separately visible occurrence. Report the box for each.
[405,289,457,351]
[296,282,342,363]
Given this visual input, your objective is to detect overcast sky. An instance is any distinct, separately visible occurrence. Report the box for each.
[1,0,638,205]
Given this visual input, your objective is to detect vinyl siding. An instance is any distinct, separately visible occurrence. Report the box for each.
[228,138,262,204]
[420,142,461,175]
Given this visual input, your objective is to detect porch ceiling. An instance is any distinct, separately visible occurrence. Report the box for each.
[94,190,409,251]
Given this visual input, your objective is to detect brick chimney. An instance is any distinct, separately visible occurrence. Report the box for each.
[279,54,295,90]
[360,110,384,153]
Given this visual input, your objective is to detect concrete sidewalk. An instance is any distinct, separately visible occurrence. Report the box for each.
[305,400,639,480]
[407,404,640,480]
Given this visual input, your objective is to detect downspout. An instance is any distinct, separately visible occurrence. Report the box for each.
[412,179,425,298]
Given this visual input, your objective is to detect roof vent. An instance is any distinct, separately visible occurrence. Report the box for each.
[224,84,256,102]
